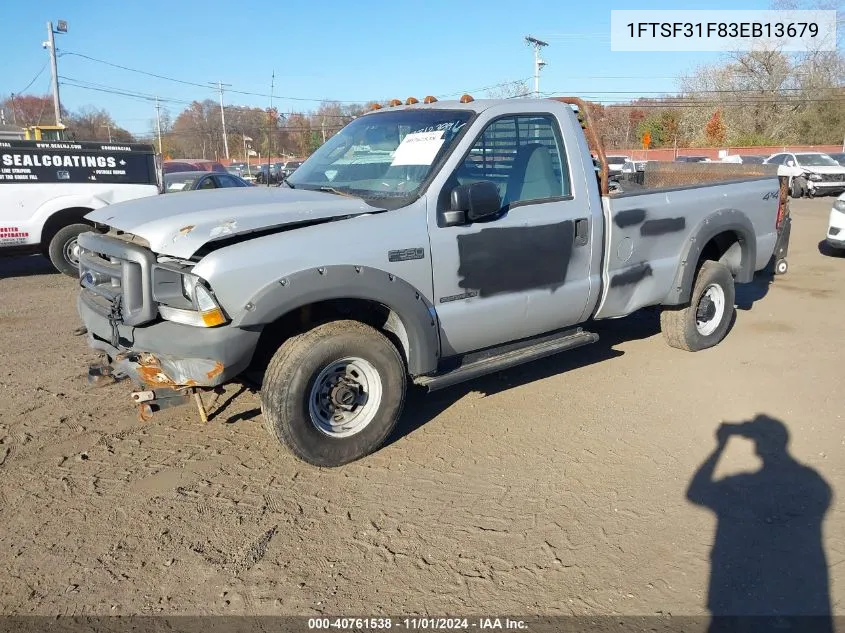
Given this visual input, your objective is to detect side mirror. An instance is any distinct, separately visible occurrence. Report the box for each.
[448,181,501,224]
[786,160,795,167]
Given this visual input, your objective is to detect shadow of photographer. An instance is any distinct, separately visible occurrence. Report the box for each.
[687,415,833,633]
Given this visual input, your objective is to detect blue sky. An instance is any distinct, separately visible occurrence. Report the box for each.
[2,0,775,136]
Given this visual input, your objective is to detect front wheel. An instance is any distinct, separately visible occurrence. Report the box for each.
[261,320,407,467]
[47,223,91,277]
[660,260,736,352]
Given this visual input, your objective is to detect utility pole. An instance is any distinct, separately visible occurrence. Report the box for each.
[524,35,548,98]
[321,117,326,144]
[101,124,112,142]
[9,94,17,125]
[46,20,68,127]
[154,97,163,155]
[211,81,231,159]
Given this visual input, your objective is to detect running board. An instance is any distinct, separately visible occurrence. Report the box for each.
[415,329,599,392]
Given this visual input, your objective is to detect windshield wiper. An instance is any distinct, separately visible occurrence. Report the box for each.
[317,186,355,197]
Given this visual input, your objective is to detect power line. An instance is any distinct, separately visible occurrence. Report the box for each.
[16,62,49,95]
[59,49,548,105]
[61,51,210,89]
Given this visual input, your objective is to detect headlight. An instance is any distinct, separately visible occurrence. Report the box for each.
[808,173,822,181]
[159,276,229,328]
[181,274,195,301]
[834,199,845,212]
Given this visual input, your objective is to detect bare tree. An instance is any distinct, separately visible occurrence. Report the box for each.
[485,80,531,99]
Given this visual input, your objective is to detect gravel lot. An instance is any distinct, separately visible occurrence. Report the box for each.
[0,197,842,617]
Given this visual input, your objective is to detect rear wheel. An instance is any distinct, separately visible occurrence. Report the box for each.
[47,223,91,277]
[261,320,407,467]
[660,260,736,352]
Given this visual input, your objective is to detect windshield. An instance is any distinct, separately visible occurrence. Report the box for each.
[796,153,839,167]
[287,109,473,204]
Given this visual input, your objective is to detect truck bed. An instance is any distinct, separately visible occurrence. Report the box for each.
[594,173,782,319]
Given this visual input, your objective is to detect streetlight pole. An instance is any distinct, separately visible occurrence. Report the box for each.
[154,97,163,155]
[243,135,253,174]
[210,81,232,159]
[45,20,68,127]
[524,35,548,98]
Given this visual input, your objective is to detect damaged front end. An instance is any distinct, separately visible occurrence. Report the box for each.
[87,345,227,422]
[77,230,262,422]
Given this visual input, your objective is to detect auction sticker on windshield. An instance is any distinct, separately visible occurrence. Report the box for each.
[391,131,445,166]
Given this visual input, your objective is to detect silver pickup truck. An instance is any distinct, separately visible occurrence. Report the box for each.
[76,96,792,467]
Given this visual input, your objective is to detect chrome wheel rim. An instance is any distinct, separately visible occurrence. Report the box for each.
[695,284,726,336]
[308,357,382,438]
[64,238,81,267]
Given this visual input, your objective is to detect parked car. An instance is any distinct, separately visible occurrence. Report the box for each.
[764,152,845,197]
[253,163,284,184]
[164,171,251,192]
[739,155,766,164]
[605,155,631,176]
[675,156,710,163]
[77,96,792,467]
[163,159,228,174]
[826,152,845,167]
[825,192,845,253]
[280,160,304,181]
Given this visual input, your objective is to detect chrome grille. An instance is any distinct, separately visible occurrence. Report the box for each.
[77,232,158,326]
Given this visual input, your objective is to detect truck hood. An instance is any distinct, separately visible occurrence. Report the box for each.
[85,186,384,258]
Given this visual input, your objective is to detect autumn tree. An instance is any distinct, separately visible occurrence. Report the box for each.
[65,106,134,142]
[0,94,63,127]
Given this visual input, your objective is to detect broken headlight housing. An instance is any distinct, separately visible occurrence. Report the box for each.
[153,267,229,328]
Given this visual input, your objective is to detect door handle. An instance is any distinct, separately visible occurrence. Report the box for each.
[574,218,589,246]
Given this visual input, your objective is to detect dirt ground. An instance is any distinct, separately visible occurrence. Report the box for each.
[0,197,842,618]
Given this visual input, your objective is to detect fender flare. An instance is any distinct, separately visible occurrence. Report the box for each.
[230,265,440,376]
[664,209,757,305]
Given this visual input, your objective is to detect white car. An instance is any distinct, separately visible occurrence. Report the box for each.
[764,152,845,197]
[826,192,845,252]
[605,155,631,175]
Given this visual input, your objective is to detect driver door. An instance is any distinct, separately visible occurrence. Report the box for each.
[428,113,595,356]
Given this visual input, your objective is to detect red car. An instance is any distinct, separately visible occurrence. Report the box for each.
[163,159,227,174]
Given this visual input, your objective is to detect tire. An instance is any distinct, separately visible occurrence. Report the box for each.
[47,223,91,277]
[261,319,407,467]
[660,260,736,352]
[791,178,806,198]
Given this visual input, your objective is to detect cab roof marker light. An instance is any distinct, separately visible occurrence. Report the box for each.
[405,97,419,105]
[423,95,438,104]
[460,94,474,103]
[370,103,382,110]
[388,99,402,107]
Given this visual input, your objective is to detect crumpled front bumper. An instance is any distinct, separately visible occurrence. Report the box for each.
[77,294,262,390]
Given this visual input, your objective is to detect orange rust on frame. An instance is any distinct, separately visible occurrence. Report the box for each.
[206,361,224,380]
[136,354,199,388]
